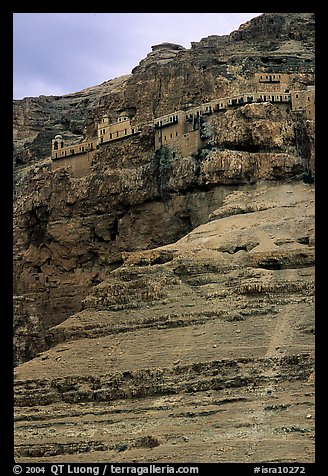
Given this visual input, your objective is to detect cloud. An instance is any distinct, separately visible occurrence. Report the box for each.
[13,13,261,99]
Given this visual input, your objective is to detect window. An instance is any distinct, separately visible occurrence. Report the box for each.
[296,94,299,98]
[54,141,58,150]
[61,141,64,148]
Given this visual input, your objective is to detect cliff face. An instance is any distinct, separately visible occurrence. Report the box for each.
[229,12,314,43]
[13,100,310,365]
[14,181,315,463]
[13,12,315,463]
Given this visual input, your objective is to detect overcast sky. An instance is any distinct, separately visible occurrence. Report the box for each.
[13,13,261,100]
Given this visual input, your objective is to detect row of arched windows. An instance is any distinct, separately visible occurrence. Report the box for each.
[53,140,64,150]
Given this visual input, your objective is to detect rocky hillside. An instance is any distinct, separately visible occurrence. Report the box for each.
[13,100,312,365]
[14,182,315,463]
[13,12,315,464]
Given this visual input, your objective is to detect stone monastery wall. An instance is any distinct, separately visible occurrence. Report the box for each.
[98,114,140,145]
[50,73,315,177]
[51,150,96,178]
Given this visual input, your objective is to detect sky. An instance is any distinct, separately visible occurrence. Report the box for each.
[13,13,261,100]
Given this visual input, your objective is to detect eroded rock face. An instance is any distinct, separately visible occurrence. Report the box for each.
[230,12,315,45]
[132,43,187,73]
[14,182,315,463]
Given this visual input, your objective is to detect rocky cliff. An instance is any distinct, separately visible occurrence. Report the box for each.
[13,99,312,365]
[14,182,315,463]
[13,12,315,463]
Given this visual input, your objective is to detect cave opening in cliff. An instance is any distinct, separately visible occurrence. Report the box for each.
[109,218,119,241]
